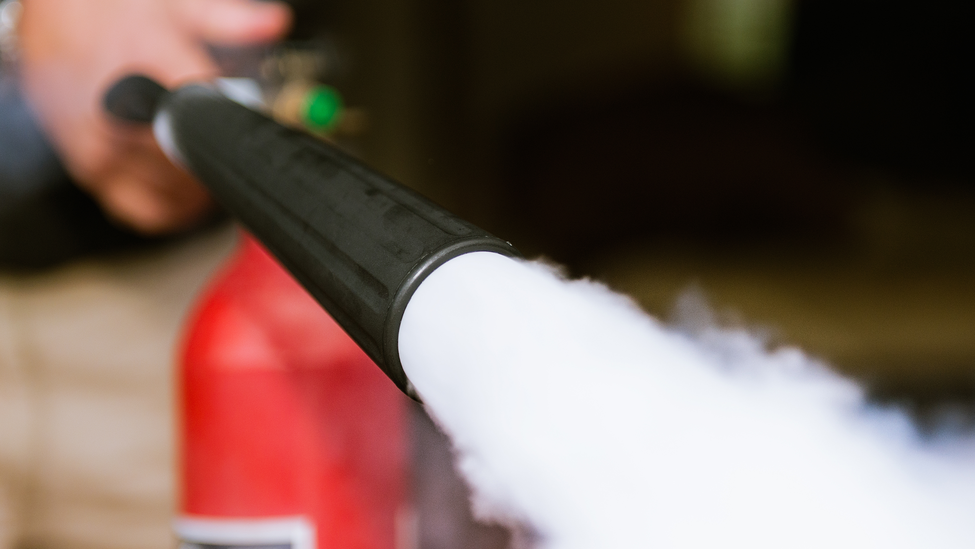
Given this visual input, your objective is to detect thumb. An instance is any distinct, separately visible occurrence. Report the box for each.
[175,0,292,45]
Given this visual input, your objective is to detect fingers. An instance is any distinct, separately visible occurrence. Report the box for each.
[91,151,215,234]
[174,0,292,46]
[62,121,214,234]
[99,175,215,234]
[18,0,289,235]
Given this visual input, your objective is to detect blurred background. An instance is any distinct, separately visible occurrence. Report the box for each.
[3,0,974,547]
[288,0,975,414]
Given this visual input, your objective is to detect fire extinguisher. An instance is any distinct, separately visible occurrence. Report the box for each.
[102,73,518,548]
[177,234,408,549]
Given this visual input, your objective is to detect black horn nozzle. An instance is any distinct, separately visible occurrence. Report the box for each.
[106,76,518,399]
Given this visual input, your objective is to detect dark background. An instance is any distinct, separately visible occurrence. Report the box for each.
[303,2,975,543]
[289,0,975,409]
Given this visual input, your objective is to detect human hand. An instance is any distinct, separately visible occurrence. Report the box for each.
[17,0,292,234]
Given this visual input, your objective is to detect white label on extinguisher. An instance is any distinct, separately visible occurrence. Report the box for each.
[174,515,315,549]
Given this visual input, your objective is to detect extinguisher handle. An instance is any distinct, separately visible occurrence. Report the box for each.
[106,76,520,400]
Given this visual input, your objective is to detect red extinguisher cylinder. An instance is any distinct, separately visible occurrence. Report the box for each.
[179,236,407,549]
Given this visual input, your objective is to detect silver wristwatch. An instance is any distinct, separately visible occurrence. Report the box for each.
[0,0,22,66]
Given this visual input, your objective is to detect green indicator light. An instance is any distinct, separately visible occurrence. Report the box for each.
[302,85,343,132]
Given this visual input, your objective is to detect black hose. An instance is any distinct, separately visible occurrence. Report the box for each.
[106,76,518,399]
